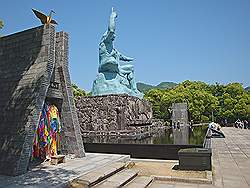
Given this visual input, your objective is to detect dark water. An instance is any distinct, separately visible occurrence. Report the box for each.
[84,125,208,145]
[130,125,208,145]
[153,125,208,145]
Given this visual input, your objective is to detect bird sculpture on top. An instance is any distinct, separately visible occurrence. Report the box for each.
[0,19,4,29]
[32,8,58,25]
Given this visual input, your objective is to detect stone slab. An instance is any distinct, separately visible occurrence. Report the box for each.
[0,153,130,188]
[72,162,125,186]
[94,169,139,188]
[125,176,153,188]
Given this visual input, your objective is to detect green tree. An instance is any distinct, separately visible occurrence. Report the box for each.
[145,89,168,120]
[144,80,248,124]
[217,83,249,122]
[72,83,86,97]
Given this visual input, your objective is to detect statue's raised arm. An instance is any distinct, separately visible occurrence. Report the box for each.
[108,8,117,33]
[102,8,118,43]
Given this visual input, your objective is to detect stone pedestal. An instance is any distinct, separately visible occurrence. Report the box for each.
[76,94,153,132]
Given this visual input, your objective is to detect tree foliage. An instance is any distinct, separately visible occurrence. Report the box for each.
[144,80,250,124]
[72,83,87,97]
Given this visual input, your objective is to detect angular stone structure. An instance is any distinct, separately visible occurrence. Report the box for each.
[0,25,85,176]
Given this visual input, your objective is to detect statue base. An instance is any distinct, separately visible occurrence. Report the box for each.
[75,94,166,143]
[92,73,143,99]
[76,94,152,131]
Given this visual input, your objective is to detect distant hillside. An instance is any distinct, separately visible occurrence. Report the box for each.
[245,86,250,91]
[137,82,178,93]
[156,82,178,89]
[136,83,155,93]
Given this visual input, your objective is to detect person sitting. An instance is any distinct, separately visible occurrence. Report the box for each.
[244,120,248,129]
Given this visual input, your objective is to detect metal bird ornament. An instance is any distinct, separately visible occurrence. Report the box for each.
[32,8,58,25]
[0,20,4,29]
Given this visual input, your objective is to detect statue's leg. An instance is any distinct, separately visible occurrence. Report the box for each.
[120,64,140,92]
[120,65,134,76]
[127,71,137,91]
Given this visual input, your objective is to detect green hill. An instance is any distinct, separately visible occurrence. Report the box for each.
[137,81,178,93]
[156,82,178,89]
[136,83,155,93]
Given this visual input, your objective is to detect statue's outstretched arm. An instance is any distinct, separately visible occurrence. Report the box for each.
[119,53,134,62]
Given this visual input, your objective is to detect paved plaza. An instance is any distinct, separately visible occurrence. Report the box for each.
[149,127,250,187]
[0,127,249,187]
[0,153,130,188]
[212,127,250,188]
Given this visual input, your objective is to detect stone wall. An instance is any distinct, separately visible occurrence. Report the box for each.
[75,94,153,132]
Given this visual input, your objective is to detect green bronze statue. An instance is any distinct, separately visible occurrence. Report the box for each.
[92,8,143,98]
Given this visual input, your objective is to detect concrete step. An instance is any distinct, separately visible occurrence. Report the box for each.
[124,176,153,188]
[70,162,126,187]
[93,169,139,188]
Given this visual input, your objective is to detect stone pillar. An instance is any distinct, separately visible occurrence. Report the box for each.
[171,103,189,125]
[56,32,85,157]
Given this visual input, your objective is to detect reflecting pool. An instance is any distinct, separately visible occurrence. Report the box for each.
[83,125,208,145]
[153,125,208,145]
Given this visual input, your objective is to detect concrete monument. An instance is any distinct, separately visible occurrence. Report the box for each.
[0,25,85,176]
[92,8,143,99]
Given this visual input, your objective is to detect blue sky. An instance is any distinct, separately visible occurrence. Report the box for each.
[1,0,250,91]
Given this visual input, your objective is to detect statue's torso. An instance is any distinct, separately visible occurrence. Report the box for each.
[99,41,119,73]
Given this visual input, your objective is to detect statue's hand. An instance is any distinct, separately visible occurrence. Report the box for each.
[119,53,134,62]
[108,7,117,32]
[126,57,134,62]
[111,7,118,19]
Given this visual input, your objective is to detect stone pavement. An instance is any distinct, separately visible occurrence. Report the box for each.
[212,127,250,188]
[0,153,130,188]
[0,127,249,188]
[149,127,250,188]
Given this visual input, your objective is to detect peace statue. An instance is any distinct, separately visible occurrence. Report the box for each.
[92,8,143,99]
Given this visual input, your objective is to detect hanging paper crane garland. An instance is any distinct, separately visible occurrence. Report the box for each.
[32,104,62,160]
